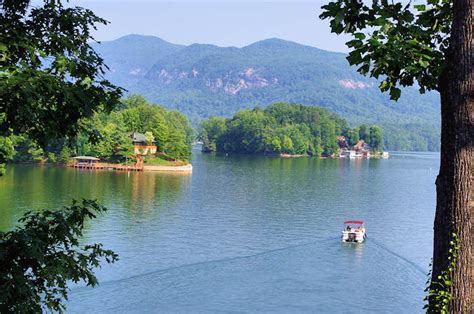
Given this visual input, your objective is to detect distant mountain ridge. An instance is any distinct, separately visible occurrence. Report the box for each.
[93,34,440,151]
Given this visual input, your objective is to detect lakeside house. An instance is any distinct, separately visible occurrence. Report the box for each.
[131,132,157,155]
[354,140,370,153]
[70,133,192,172]
[338,139,388,159]
[354,140,371,158]
[338,138,373,158]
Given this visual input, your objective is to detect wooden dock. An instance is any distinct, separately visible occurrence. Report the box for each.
[110,164,143,171]
[73,160,144,172]
[73,163,105,170]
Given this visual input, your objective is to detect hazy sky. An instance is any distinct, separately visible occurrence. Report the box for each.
[71,1,351,52]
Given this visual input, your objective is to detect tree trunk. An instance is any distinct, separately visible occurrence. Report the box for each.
[432,0,473,311]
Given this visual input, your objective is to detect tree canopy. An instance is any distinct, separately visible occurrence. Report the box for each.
[9,95,194,163]
[0,200,118,312]
[201,103,383,156]
[320,0,451,99]
[0,0,123,174]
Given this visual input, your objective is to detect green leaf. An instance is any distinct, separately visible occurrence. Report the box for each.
[81,77,92,86]
[414,4,426,11]
[347,51,363,65]
[379,80,390,91]
[389,87,401,100]
[354,32,366,40]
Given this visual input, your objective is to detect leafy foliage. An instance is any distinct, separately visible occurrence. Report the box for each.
[0,136,15,175]
[89,95,193,162]
[201,117,227,152]
[9,95,194,163]
[0,199,118,313]
[92,120,134,161]
[369,125,383,152]
[0,0,123,155]
[144,131,155,145]
[320,0,451,99]
[201,103,382,156]
[424,233,459,313]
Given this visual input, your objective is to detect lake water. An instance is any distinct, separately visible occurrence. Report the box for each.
[0,150,439,313]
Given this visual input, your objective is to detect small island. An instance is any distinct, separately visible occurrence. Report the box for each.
[200,103,384,158]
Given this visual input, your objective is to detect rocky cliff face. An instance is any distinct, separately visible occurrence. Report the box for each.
[145,66,276,95]
[92,36,438,121]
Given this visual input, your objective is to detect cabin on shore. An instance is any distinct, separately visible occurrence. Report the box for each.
[354,140,370,153]
[73,156,101,169]
[131,132,157,155]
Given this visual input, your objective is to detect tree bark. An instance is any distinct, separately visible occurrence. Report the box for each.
[432,0,473,311]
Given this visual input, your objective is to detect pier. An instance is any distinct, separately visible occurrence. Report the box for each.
[72,156,144,172]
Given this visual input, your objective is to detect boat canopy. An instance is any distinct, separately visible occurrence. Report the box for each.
[344,220,364,225]
[73,156,100,161]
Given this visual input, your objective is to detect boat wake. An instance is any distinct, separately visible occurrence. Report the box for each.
[71,237,337,291]
[370,239,427,277]
[71,236,426,292]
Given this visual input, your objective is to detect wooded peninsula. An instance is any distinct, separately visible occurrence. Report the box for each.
[7,95,194,166]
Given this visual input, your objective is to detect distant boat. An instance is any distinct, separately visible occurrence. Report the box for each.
[341,220,366,243]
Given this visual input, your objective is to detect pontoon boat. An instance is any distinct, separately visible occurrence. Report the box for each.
[342,220,366,243]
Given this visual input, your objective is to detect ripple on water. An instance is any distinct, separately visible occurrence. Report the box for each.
[0,152,437,313]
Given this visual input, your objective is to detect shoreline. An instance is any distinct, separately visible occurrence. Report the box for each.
[143,164,192,172]
[8,161,193,173]
[76,162,193,173]
[278,153,309,158]
[203,151,388,159]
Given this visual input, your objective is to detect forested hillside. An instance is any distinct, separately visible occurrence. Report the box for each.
[201,103,383,156]
[93,35,440,151]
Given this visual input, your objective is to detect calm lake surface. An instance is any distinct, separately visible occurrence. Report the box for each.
[0,150,439,313]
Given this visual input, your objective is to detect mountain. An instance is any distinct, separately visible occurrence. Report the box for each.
[93,35,440,151]
[92,34,184,87]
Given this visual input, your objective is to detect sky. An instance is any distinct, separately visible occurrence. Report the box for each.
[71,1,351,52]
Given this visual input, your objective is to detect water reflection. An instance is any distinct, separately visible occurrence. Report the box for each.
[341,242,365,265]
[0,166,191,231]
[124,171,191,215]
